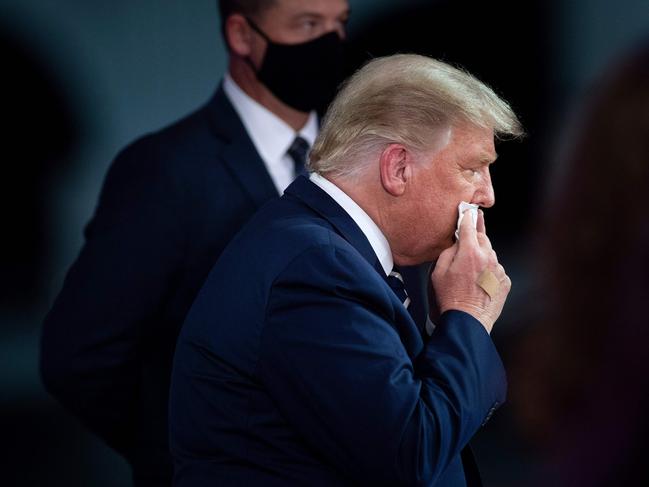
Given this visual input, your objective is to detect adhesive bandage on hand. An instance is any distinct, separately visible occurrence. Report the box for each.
[477,269,500,299]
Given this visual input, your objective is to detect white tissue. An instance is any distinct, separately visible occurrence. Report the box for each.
[455,201,478,240]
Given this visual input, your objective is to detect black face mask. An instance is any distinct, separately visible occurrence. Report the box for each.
[246,18,345,113]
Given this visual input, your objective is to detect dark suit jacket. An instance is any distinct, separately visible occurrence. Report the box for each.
[170,176,506,486]
[40,85,281,486]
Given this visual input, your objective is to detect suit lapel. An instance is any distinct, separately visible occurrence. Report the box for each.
[284,176,385,277]
[285,176,425,359]
[205,84,279,208]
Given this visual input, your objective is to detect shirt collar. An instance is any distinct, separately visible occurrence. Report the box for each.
[309,173,393,276]
[223,73,318,163]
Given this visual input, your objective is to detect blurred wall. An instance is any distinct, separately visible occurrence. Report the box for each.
[1,3,224,484]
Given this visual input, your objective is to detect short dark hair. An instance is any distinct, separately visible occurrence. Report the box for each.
[218,0,276,40]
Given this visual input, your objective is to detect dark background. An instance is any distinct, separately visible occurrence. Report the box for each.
[2,0,648,485]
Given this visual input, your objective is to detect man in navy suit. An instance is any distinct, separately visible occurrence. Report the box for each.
[40,1,350,485]
[170,54,523,486]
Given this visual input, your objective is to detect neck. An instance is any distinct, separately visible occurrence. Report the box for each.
[229,58,309,131]
[332,174,419,267]
[332,172,393,241]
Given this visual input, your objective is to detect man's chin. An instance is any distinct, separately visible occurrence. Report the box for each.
[430,237,455,260]
[394,236,454,266]
[438,235,455,251]
[417,248,435,263]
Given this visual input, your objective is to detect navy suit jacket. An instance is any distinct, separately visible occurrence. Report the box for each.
[40,85,281,486]
[170,176,506,486]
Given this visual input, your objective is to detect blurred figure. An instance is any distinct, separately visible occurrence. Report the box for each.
[1,26,77,311]
[1,24,82,487]
[40,1,349,486]
[511,41,649,486]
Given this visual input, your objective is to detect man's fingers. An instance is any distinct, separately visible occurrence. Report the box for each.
[458,208,478,249]
[433,243,457,273]
[476,231,493,251]
[475,210,495,252]
[476,209,486,234]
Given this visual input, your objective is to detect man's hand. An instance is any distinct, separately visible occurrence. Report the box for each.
[431,209,511,333]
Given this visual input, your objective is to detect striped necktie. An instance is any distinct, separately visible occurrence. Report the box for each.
[386,269,411,309]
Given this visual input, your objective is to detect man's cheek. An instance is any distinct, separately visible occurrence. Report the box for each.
[445,214,459,243]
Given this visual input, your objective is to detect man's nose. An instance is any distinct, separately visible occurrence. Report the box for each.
[473,175,495,208]
[325,21,346,40]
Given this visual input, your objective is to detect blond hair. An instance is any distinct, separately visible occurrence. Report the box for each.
[308,54,523,178]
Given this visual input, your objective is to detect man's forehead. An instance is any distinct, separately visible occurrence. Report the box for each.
[476,146,498,164]
[476,140,497,164]
[453,124,497,162]
[270,0,349,18]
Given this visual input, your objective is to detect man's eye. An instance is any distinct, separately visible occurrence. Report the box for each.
[301,19,318,31]
[463,168,480,181]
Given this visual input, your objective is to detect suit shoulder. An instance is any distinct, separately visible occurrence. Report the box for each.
[261,205,380,280]
[103,95,239,193]
[249,200,343,251]
[118,102,218,164]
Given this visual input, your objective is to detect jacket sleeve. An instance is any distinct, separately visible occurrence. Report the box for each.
[40,138,186,459]
[259,244,506,486]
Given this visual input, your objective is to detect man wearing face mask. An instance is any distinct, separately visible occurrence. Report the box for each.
[40,1,350,486]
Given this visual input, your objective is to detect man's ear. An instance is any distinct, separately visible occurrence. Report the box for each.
[379,143,411,196]
[224,14,253,56]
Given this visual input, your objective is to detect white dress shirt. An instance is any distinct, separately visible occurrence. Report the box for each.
[223,73,318,194]
[310,173,434,332]
[309,173,393,277]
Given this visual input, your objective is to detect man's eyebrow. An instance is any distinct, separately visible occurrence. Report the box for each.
[293,12,323,19]
[292,8,351,21]
[478,152,498,164]
[291,11,332,21]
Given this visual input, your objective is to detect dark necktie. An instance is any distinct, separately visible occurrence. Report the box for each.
[287,136,310,177]
[386,269,411,309]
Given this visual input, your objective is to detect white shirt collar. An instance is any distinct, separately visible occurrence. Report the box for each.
[309,173,393,276]
[223,74,318,193]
